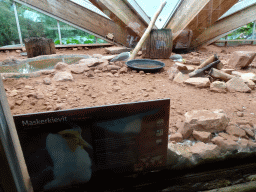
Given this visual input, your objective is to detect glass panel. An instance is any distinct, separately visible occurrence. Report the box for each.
[0,0,20,47]
[58,21,107,45]
[16,3,59,44]
[226,22,254,40]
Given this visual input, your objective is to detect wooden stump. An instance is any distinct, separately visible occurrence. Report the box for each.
[142,29,173,59]
[24,37,56,58]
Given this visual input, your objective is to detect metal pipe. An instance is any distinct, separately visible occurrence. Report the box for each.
[13,2,23,46]
[57,20,62,45]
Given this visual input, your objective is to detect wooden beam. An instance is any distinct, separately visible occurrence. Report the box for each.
[89,0,148,37]
[14,0,132,47]
[165,0,238,43]
[165,0,210,41]
[191,3,256,48]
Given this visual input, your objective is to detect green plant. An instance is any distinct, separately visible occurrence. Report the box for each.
[84,40,94,44]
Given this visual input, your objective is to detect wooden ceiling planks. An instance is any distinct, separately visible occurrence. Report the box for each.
[88,0,148,38]
[164,0,238,46]
[190,3,256,48]
[15,0,134,47]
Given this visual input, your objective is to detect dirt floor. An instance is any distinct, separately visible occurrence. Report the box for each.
[1,44,256,133]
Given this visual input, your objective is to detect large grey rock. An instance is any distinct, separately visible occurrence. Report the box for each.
[210,81,227,93]
[226,77,251,93]
[190,142,220,159]
[53,71,73,82]
[179,109,230,139]
[79,58,104,67]
[184,77,210,88]
[228,51,256,69]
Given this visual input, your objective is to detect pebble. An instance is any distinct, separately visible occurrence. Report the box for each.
[237,112,244,117]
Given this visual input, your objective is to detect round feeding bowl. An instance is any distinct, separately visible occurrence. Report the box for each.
[126,59,165,72]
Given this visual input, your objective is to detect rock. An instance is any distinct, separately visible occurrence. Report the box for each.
[105,47,132,54]
[111,70,118,74]
[169,133,183,142]
[242,128,254,138]
[228,51,256,69]
[55,62,69,71]
[15,100,23,106]
[167,66,179,80]
[79,58,101,67]
[36,92,44,99]
[77,47,83,50]
[238,138,249,149]
[70,65,88,74]
[185,58,201,65]
[119,67,128,74]
[241,72,256,83]
[173,72,190,84]
[170,54,183,62]
[86,70,94,77]
[221,69,234,75]
[237,111,244,117]
[41,69,55,75]
[53,71,73,82]
[106,73,114,77]
[184,109,230,133]
[16,50,21,53]
[43,77,51,85]
[192,130,212,143]
[22,47,26,52]
[73,48,78,51]
[175,62,188,71]
[9,90,18,97]
[210,81,227,93]
[226,124,247,138]
[101,55,116,61]
[190,142,220,159]
[139,71,145,74]
[242,79,255,90]
[107,65,121,71]
[96,61,109,70]
[231,71,243,77]
[211,136,239,152]
[137,51,142,56]
[94,69,101,73]
[113,86,121,92]
[218,132,239,141]
[92,54,103,59]
[184,77,210,88]
[226,77,251,93]
[55,103,65,110]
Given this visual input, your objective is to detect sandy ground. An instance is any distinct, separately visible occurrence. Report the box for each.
[1,44,256,133]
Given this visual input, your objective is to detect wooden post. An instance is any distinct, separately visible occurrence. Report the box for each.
[13,2,23,46]
[225,35,228,47]
[128,1,167,61]
[57,20,62,45]
[24,37,56,58]
[252,21,256,45]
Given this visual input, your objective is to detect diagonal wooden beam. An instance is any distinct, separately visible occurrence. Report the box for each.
[190,3,256,48]
[164,0,211,41]
[165,0,238,44]
[14,0,134,47]
[89,0,149,37]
